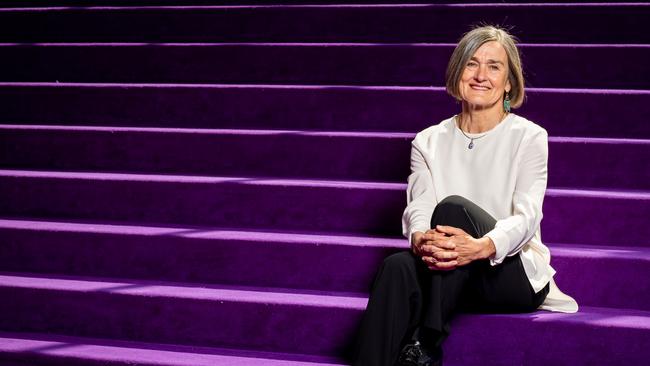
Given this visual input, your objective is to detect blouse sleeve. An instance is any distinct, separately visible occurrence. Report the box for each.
[401,138,438,246]
[484,128,549,265]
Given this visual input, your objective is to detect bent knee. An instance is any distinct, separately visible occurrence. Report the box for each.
[438,195,472,209]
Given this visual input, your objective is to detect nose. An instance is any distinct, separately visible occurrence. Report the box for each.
[474,63,487,81]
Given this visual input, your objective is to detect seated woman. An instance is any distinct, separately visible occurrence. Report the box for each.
[353,25,578,366]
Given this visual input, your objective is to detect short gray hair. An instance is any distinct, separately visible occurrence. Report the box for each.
[445,25,525,109]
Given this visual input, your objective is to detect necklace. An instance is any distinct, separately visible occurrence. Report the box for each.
[455,113,508,149]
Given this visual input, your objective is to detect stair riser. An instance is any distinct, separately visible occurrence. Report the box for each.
[1,86,649,138]
[0,175,402,237]
[1,45,647,89]
[1,228,648,310]
[0,228,392,294]
[0,129,412,184]
[1,129,648,190]
[0,175,648,245]
[551,254,650,312]
[1,6,648,43]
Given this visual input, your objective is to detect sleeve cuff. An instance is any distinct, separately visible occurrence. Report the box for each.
[407,226,430,246]
[484,227,510,266]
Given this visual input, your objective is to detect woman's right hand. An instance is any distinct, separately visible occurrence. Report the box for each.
[411,230,458,270]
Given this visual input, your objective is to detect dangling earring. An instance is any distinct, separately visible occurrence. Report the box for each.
[503,91,511,113]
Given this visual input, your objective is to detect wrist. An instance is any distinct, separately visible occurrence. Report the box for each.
[479,237,496,259]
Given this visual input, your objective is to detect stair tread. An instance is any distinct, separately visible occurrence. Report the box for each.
[4,3,650,10]
[0,124,416,139]
[1,169,649,200]
[550,242,650,261]
[2,81,650,95]
[3,124,650,145]
[0,217,406,247]
[2,216,650,256]
[0,331,345,366]
[0,272,369,308]
[2,42,650,47]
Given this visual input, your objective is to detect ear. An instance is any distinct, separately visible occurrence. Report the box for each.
[505,78,512,94]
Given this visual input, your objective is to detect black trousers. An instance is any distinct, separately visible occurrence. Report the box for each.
[353,195,549,366]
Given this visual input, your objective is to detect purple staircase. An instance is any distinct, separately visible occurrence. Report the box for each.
[1,2,649,365]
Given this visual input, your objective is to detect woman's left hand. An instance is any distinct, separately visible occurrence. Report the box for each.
[432,225,496,267]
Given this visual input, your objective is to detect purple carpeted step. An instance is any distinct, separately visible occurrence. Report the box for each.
[547,136,650,190]
[0,170,648,246]
[0,170,405,237]
[442,305,650,366]
[1,125,648,190]
[0,273,365,356]
[1,43,647,89]
[0,218,401,295]
[0,125,413,184]
[1,218,648,311]
[3,0,647,8]
[1,83,649,138]
[0,4,648,43]
[549,243,650,311]
[542,188,650,246]
[0,332,346,366]
[0,273,649,365]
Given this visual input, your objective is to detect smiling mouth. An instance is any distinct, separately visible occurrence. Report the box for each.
[470,85,490,90]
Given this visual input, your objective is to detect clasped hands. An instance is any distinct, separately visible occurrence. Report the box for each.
[411,225,496,271]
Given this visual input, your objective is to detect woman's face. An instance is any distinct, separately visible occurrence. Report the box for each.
[458,41,511,111]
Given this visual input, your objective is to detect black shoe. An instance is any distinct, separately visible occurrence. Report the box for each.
[396,341,442,366]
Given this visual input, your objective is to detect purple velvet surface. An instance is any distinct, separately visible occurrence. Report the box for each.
[0,44,648,89]
[1,219,649,311]
[1,84,650,138]
[0,5,649,43]
[1,126,648,190]
[0,331,347,366]
[0,273,649,364]
[0,274,365,356]
[2,0,648,8]
[443,307,650,365]
[0,171,648,245]
[1,1,649,365]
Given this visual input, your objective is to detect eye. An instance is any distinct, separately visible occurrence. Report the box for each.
[489,64,501,71]
[466,61,479,68]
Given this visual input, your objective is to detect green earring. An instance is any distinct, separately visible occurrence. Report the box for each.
[504,92,511,113]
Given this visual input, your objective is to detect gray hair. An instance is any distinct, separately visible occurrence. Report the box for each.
[445,25,525,109]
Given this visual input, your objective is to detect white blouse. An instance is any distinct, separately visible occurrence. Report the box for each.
[401,113,578,313]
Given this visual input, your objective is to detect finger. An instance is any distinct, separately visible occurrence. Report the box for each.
[421,232,439,241]
[421,256,437,266]
[423,231,451,241]
[430,237,455,250]
[420,244,444,255]
[427,236,456,250]
[421,236,436,245]
[430,232,448,241]
[434,251,458,260]
[435,225,467,236]
[422,255,451,265]
[429,260,458,271]
[455,259,470,267]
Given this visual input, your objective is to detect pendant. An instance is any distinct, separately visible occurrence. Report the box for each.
[468,140,474,149]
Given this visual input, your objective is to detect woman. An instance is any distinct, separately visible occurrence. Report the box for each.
[353,25,578,366]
